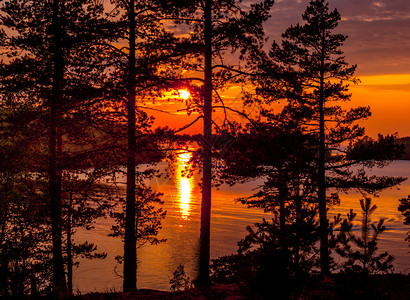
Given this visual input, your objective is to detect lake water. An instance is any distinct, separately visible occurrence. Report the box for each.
[73,158,410,293]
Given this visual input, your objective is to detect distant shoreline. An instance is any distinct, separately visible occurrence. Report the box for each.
[398,137,410,160]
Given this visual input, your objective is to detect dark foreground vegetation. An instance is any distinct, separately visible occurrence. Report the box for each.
[70,275,410,299]
[1,0,410,298]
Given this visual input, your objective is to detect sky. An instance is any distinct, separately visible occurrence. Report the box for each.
[151,0,410,137]
[263,0,410,137]
[267,0,410,76]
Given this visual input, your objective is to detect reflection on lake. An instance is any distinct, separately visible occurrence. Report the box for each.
[73,160,410,293]
[176,152,193,221]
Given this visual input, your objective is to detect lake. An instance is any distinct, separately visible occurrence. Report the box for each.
[73,157,410,293]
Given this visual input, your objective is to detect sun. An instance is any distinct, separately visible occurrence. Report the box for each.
[178,89,190,100]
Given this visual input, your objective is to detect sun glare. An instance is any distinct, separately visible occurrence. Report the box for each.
[178,89,190,100]
[178,152,191,161]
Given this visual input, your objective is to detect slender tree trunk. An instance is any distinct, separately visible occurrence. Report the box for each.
[67,192,73,294]
[278,182,287,257]
[318,27,329,275]
[19,225,26,296]
[50,0,67,295]
[0,243,8,296]
[12,259,18,296]
[294,185,301,278]
[123,0,137,292]
[363,207,368,273]
[30,274,38,297]
[198,0,213,288]
[0,205,9,296]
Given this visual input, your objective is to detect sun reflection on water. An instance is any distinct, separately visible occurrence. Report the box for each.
[176,151,193,220]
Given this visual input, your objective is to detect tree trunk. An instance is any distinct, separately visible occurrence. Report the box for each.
[294,184,302,281]
[278,182,287,257]
[0,244,8,296]
[363,207,368,274]
[318,27,329,275]
[198,0,213,288]
[30,274,38,297]
[123,0,137,292]
[50,0,67,295]
[67,192,73,294]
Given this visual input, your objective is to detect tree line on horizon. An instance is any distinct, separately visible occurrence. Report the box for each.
[1,0,409,298]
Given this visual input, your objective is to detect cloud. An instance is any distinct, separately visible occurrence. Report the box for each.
[337,0,410,21]
[263,0,410,75]
[353,74,410,91]
[359,84,410,91]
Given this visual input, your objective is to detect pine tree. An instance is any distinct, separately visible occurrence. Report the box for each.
[398,195,410,246]
[98,0,184,291]
[166,0,274,286]
[248,0,404,275]
[214,108,321,296]
[0,104,52,296]
[266,0,359,274]
[336,198,394,274]
[0,0,111,295]
[61,171,113,293]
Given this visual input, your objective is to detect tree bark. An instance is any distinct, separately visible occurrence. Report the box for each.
[294,184,301,276]
[198,0,213,288]
[50,0,67,295]
[318,26,329,275]
[67,192,73,294]
[278,183,287,258]
[123,0,137,292]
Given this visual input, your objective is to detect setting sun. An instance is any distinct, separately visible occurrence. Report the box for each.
[178,89,190,100]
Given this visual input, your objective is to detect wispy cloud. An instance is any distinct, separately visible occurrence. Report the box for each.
[263,0,410,75]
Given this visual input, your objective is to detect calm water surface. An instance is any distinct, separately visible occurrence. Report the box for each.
[73,158,410,293]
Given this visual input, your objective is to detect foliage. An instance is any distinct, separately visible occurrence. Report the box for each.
[219,0,405,276]
[336,198,394,274]
[0,0,118,294]
[0,106,114,295]
[109,182,166,247]
[0,99,51,296]
[0,0,108,108]
[398,195,410,246]
[215,112,323,278]
[165,0,275,122]
[0,0,408,296]
[211,243,301,298]
[100,1,183,290]
[61,170,116,292]
[254,0,405,193]
[0,172,51,297]
[169,264,191,292]
[160,0,275,287]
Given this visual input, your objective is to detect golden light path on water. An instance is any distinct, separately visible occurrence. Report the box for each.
[176,152,193,221]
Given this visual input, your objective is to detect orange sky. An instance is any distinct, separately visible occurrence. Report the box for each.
[149,74,410,138]
[350,74,410,137]
[264,0,410,138]
[149,0,410,138]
